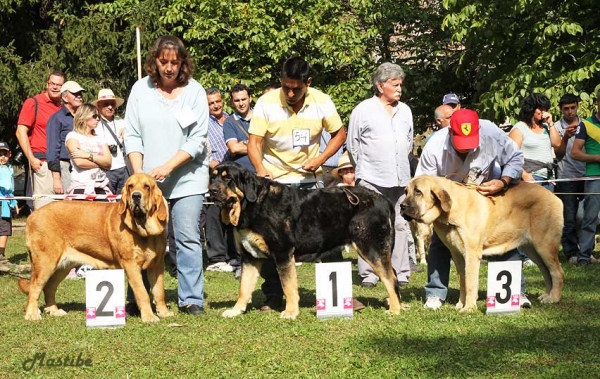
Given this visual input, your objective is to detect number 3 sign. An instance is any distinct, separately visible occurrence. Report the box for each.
[315,262,353,319]
[486,261,522,315]
[85,270,126,328]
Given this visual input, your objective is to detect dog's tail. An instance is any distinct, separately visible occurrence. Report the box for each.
[18,278,30,294]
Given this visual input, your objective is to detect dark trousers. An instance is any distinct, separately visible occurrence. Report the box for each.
[204,203,239,265]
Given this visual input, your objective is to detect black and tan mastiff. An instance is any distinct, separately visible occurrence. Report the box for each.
[209,161,402,319]
[401,175,564,312]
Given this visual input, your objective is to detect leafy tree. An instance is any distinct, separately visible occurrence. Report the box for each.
[442,0,600,121]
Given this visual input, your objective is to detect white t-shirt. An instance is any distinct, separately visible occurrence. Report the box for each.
[65,132,107,184]
[95,116,126,170]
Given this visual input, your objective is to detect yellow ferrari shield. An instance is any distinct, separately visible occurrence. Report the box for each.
[461,123,472,135]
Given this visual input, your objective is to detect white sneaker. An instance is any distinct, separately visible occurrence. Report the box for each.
[424,296,443,310]
[520,293,532,309]
[523,259,535,267]
[206,261,234,272]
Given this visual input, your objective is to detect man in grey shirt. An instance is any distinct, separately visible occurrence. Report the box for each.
[347,62,413,287]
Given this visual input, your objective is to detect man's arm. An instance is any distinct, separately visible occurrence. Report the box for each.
[248,134,271,178]
[571,138,599,162]
[16,124,42,172]
[303,127,346,171]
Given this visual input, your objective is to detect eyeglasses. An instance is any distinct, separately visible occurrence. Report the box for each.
[90,114,101,120]
[0,151,9,157]
[47,81,63,88]
[100,101,117,108]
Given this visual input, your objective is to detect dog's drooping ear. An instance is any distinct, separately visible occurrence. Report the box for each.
[432,185,452,213]
[151,185,168,222]
[118,184,129,215]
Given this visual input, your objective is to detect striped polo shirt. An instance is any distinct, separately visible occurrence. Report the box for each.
[249,87,343,183]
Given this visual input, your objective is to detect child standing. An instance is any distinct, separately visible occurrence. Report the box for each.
[0,142,18,263]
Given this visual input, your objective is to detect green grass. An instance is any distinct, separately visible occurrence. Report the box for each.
[1,228,600,378]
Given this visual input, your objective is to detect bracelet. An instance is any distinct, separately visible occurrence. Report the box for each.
[499,178,509,192]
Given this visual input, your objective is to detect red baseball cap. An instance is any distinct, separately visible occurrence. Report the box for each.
[450,109,480,150]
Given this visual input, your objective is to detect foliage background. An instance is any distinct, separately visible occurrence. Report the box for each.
[1,0,600,150]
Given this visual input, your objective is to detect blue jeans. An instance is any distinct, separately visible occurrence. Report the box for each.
[579,179,600,263]
[556,180,584,259]
[126,194,205,307]
[425,232,526,301]
[171,194,206,307]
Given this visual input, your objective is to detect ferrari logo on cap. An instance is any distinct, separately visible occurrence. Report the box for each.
[461,123,472,135]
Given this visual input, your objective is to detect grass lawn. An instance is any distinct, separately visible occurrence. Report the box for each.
[1,227,599,378]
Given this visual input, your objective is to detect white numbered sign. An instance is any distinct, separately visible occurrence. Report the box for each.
[85,269,126,328]
[486,261,522,315]
[315,262,353,319]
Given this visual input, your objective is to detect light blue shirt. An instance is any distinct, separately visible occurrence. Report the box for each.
[124,76,210,199]
[416,119,523,183]
[320,131,344,167]
[347,96,413,187]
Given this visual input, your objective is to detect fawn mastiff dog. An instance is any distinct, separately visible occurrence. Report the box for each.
[209,162,402,319]
[401,175,564,312]
[19,173,171,322]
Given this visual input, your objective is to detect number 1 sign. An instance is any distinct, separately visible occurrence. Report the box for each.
[85,270,126,328]
[315,262,353,319]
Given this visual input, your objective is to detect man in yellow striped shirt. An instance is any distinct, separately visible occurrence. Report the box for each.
[247,57,346,311]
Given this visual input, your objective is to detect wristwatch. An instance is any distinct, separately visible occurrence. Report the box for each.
[499,178,509,192]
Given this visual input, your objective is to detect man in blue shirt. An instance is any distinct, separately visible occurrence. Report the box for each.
[46,81,85,195]
[223,84,254,172]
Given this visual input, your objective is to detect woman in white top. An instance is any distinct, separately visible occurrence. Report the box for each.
[509,93,561,191]
[66,103,112,195]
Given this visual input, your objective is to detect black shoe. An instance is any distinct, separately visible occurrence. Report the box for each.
[361,281,376,288]
[260,296,283,312]
[125,302,141,317]
[178,304,205,315]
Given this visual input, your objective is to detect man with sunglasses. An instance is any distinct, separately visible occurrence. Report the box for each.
[16,71,66,209]
[46,81,86,197]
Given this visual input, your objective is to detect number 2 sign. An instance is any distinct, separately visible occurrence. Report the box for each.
[315,262,353,319]
[85,270,126,328]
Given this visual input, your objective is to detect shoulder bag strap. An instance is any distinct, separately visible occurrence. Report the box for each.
[102,119,123,149]
[231,119,250,139]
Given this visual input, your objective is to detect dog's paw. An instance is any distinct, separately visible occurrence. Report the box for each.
[24,311,42,321]
[538,294,560,304]
[44,306,67,317]
[455,301,464,310]
[458,305,477,313]
[280,310,299,320]
[157,310,174,318]
[222,309,243,318]
[141,314,160,323]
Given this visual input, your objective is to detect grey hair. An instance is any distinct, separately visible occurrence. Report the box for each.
[371,63,406,94]
[206,87,221,96]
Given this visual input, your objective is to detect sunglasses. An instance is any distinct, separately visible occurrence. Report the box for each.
[0,151,9,157]
[90,114,101,120]
[100,101,117,107]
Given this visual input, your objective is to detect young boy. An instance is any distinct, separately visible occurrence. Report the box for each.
[0,142,19,262]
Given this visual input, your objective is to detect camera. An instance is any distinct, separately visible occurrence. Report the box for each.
[109,145,118,154]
